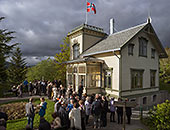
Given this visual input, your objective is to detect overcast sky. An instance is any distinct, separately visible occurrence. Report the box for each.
[0,0,169,65]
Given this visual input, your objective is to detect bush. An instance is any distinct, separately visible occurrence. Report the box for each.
[147,100,170,130]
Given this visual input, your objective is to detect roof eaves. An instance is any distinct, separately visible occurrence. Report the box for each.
[149,24,168,58]
[83,48,120,57]
[120,23,148,48]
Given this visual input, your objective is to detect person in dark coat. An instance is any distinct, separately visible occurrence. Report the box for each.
[39,117,51,130]
[110,98,116,122]
[59,85,66,97]
[0,118,6,130]
[28,82,33,95]
[78,85,83,99]
[101,96,108,127]
[117,98,123,124]
[58,102,69,129]
[38,97,47,118]
[125,99,132,124]
[37,81,41,96]
[0,112,8,128]
[91,94,102,129]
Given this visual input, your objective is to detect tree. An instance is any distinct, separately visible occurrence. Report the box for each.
[54,36,70,85]
[147,100,170,130]
[160,47,170,83]
[26,58,59,82]
[0,17,17,87]
[7,47,27,85]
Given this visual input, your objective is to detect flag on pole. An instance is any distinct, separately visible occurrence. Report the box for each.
[91,3,96,14]
[87,2,96,14]
[87,2,91,12]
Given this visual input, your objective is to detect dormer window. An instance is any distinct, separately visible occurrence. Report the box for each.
[73,43,79,59]
[128,44,134,56]
[139,37,148,57]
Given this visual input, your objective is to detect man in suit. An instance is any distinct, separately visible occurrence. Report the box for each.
[126,98,132,124]
[91,94,102,129]
[117,98,123,124]
[25,98,35,129]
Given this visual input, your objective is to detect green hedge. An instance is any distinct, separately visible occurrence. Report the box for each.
[143,100,170,130]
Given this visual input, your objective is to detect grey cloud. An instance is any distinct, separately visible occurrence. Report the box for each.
[0,0,169,65]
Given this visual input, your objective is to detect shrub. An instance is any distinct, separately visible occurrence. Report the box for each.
[147,100,170,130]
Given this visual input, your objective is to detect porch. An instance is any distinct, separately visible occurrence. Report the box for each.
[65,57,107,94]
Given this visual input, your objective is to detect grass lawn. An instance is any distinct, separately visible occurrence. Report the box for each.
[5,99,55,130]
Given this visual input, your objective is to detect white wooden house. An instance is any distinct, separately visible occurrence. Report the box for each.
[65,18,168,106]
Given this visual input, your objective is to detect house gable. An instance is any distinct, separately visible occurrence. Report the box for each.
[121,23,168,58]
[120,25,161,97]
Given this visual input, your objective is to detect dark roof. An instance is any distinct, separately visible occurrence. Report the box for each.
[68,24,105,36]
[82,22,148,56]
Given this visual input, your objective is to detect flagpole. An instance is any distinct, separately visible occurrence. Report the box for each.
[85,0,88,24]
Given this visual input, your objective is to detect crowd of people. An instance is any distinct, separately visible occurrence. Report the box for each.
[24,81,132,130]
[11,80,63,98]
[0,80,133,130]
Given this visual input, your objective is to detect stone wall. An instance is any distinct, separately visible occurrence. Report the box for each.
[130,90,170,110]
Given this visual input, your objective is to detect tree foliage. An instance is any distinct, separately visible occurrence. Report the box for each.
[147,100,170,130]
[54,36,70,85]
[26,58,59,82]
[7,47,27,85]
[160,47,170,83]
[0,17,17,87]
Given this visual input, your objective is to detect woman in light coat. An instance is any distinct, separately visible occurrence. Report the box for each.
[69,102,82,130]
[52,85,58,101]
[84,96,91,124]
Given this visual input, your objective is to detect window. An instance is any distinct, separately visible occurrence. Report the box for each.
[150,70,156,87]
[104,69,112,88]
[88,74,101,87]
[151,48,155,58]
[79,66,85,73]
[128,44,134,56]
[139,37,148,57]
[131,69,144,89]
[78,75,85,87]
[87,64,101,87]
[143,97,147,105]
[73,44,79,59]
[73,67,77,73]
[153,95,157,102]
[68,74,73,85]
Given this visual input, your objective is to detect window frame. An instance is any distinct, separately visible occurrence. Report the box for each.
[143,97,147,105]
[150,69,156,87]
[104,68,113,88]
[151,48,156,59]
[153,95,157,102]
[131,69,144,89]
[128,43,134,56]
[72,43,80,59]
[139,37,148,57]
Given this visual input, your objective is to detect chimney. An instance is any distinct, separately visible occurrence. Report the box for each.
[110,18,114,35]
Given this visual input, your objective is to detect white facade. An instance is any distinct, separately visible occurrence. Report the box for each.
[66,22,167,107]
[121,31,159,98]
